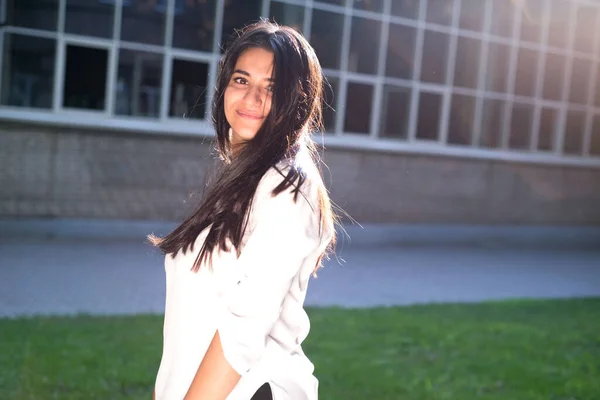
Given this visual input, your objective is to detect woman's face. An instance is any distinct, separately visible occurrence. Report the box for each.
[224,47,274,145]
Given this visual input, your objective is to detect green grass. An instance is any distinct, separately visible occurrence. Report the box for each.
[1,298,599,400]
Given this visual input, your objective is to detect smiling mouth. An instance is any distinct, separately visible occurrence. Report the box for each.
[236,110,263,120]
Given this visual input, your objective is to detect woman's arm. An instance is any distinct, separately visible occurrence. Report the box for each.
[184,331,241,400]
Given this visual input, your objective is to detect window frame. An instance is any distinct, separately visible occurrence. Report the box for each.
[0,0,599,168]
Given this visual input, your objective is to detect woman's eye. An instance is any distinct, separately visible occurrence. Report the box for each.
[267,86,275,93]
[233,77,247,85]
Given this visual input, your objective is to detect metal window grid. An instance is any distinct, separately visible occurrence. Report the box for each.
[0,0,599,168]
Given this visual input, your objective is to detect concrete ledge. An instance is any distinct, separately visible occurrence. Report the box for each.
[1,218,599,249]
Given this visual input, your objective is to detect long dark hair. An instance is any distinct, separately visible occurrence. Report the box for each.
[149,20,336,272]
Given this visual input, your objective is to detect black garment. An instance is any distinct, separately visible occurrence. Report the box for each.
[250,383,273,400]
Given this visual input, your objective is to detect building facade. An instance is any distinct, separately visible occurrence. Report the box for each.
[1,0,600,224]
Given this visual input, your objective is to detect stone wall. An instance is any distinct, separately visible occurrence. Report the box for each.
[2,123,600,224]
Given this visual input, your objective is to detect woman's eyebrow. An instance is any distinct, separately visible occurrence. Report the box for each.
[233,69,274,82]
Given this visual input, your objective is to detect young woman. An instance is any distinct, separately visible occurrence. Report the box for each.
[151,20,337,400]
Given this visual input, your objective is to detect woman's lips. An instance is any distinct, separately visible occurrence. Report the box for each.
[236,110,263,120]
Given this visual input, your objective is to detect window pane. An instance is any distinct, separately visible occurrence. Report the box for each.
[519,0,544,44]
[426,0,455,26]
[381,85,411,139]
[574,6,596,54]
[479,99,505,148]
[316,0,344,5]
[173,0,217,52]
[453,37,480,89]
[386,24,416,80]
[538,108,557,151]
[490,0,515,38]
[547,0,571,50]
[66,0,113,38]
[353,0,383,12]
[170,59,209,120]
[509,103,533,150]
[115,50,162,118]
[344,83,373,134]
[63,45,108,110]
[348,17,381,75]
[459,0,486,32]
[6,0,59,31]
[569,58,591,105]
[591,115,600,156]
[391,0,419,20]
[514,48,538,98]
[416,92,442,141]
[0,34,55,109]
[448,94,475,145]
[269,2,305,33]
[310,10,344,70]
[421,31,449,84]
[221,0,261,51]
[121,1,165,45]
[485,42,510,93]
[323,77,338,132]
[542,53,565,101]
[563,110,585,155]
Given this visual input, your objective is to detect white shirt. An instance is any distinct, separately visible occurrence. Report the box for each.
[154,162,332,400]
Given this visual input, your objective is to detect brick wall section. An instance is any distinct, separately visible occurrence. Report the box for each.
[2,124,600,224]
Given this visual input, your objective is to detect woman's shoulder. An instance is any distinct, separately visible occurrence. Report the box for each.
[258,158,322,205]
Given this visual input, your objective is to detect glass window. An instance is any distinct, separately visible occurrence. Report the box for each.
[485,42,510,93]
[489,0,516,38]
[416,92,442,141]
[420,31,449,84]
[66,0,114,38]
[519,0,544,44]
[170,59,209,120]
[453,36,480,89]
[574,5,597,54]
[459,0,485,32]
[344,83,373,134]
[448,94,475,145]
[385,23,416,80]
[63,45,108,110]
[547,0,572,50]
[323,77,338,132]
[173,0,217,52]
[509,103,533,150]
[269,2,305,33]
[353,0,383,12]
[391,0,419,20]
[542,53,565,101]
[310,10,344,70]
[538,108,557,152]
[514,48,539,98]
[381,85,411,139]
[115,50,163,118]
[6,0,59,31]
[590,115,600,156]
[221,0,261,51]
[121,1,166,45]
[426,0,455,26]
[569,58,591,105]
[563,110,585,155]
[0,34,55,109]
[348,17,382,75]
[479,99,505,148]
[316,0,344,6]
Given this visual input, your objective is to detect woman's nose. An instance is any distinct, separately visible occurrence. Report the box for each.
[243,85,263,106]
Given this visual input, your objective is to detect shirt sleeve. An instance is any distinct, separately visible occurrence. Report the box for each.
[217,173,321,375]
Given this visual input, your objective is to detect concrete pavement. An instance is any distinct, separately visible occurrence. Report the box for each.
[1,219,599,317]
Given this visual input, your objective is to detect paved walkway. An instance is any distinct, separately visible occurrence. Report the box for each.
[1,219,599,317]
